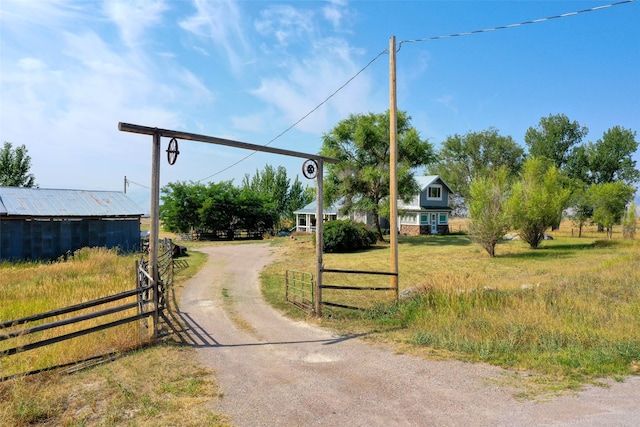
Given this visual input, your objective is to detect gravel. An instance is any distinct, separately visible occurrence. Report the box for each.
[178,243,640,426]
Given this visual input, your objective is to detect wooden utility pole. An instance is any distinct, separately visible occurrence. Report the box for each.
[314,160,324,317]
[150,131,161,338]
[389,36,399,300]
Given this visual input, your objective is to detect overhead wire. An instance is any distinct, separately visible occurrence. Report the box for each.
[126,178,150,189]
[197,0,635,182]
[398,0,636,50]
[197,49,388,183]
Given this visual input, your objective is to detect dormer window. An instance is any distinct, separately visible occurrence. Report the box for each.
[427,185,442,200]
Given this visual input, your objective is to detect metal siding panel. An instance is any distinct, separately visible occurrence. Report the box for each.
[0,220,23,260]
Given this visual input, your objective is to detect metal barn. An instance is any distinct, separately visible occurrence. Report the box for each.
[0,187,144,261]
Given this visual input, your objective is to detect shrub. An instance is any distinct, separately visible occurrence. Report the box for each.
[315,220,377,253]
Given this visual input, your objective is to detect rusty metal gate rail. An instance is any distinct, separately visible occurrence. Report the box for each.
[320,268,398,311]
[0,284,154,356]
[285,270,314,314]
[1,244,175,358]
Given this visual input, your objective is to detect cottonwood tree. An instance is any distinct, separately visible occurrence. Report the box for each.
[468,167,511,257]
[160,181,278,237]
[241,164,314,231]
[525,114,588,170]
[588,182,636,239]
[0,142,37,187]
[508,157,571,249]
[160,181,207,233]
[429,128,523,213]
[242,165,290,218]
[585,126,639,185]
[320,110,435,241]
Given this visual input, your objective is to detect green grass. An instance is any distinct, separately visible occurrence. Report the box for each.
[262,230,640,390]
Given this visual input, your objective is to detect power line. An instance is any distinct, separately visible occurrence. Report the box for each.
[126,178,150,189]
[197,49,388,183]
[197,0,634,182]
[398,0,635,49]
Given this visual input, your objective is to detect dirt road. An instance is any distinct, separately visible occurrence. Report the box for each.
[178,243,640,426]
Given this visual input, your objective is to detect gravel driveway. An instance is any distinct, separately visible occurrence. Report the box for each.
[178,243,639,426]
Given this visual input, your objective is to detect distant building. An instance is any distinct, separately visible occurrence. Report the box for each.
[0,187,144,261]
[293,175,452,235]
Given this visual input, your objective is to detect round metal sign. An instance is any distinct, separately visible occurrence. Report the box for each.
[167,138,180,165]
[302,159,318,179]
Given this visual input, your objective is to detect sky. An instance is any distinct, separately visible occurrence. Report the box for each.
[1,0,639,212]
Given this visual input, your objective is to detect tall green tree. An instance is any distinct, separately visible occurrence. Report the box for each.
[508,157,571,249]
[586,126,640,185]
[525,114,588,170]
[0,142,37,187]
[468,167,511,257]
[429,128,523,212]
[588,182,636,239]
[286,177,314,219]
[160,181,207,233]
[242,164,290,219]
[241,164,314,231]
[160,180,278,237]
[320,110,435,241]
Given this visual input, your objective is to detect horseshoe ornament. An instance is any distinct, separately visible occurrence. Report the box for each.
[167,138,180,165]
[302,159,318,179]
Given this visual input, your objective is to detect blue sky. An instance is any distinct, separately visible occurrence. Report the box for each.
[1,0,638,211]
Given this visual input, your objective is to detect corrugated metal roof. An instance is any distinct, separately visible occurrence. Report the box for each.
[293,201,342,215]
[0,187,144,217]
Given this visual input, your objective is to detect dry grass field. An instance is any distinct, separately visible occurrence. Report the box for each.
[0,247,229,426]
[1,216,638,424]
[263,218,640,392]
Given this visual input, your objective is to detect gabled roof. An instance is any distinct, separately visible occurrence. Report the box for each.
[415,175,453,194]
[0,187,144,217]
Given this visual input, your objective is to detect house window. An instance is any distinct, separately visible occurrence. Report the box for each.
[427,185,442,200]
[401,213,416,224]
[439,213,448,224]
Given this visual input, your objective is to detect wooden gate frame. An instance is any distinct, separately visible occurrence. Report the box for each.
[119,122,339,318]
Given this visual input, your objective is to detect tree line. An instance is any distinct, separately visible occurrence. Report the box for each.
[159,165,314,238]
[428,114,638,256]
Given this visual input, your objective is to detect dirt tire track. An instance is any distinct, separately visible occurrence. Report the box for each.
[178,243,640,426]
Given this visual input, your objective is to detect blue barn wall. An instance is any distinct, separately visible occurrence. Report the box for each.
[0,218,140,261]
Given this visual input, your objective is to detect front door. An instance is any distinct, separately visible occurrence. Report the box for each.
[430,213,438,234]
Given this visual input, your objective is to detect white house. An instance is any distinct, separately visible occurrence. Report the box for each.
[293,175,452,235]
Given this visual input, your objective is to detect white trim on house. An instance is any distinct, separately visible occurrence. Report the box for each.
[427,184,442,200]
[293,175,453,235]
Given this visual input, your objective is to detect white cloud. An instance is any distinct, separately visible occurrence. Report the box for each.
[0,2,212,191]
[17,57,47,71]
[103,0,168,49]
[179,0,249,72]
[249,20,378,134]
[254,5,314,46]
[231,113,269,133]
[436,95,458,114]
[323,0,349,30]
